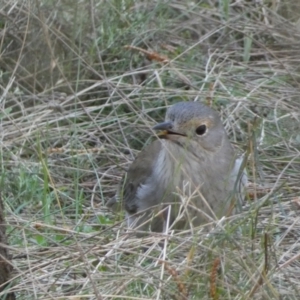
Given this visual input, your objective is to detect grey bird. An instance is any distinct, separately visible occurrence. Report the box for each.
[109,101,247,233]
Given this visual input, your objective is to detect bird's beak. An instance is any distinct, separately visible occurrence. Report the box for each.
[152,121,185,139]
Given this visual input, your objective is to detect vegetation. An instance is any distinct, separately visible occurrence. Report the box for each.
[0,0,300,298]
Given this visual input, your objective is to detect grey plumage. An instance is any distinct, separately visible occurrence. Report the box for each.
[110,101,246,233]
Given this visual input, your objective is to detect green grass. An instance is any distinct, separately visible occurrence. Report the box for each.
[0,0,300,299]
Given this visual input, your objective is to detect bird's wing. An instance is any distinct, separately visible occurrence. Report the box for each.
[110,140,162,214]
[231,155,248,209]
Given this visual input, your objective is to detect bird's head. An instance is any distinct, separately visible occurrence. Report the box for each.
[153,102,227,152]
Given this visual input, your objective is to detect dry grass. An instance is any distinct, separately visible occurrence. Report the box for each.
[0,0,300,299]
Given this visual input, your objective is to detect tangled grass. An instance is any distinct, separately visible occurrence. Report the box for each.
[0,0,300,299]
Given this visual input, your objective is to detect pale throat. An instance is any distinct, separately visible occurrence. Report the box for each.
[153,139,205,189]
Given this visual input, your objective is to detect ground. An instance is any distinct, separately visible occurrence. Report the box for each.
[0,0,300,299]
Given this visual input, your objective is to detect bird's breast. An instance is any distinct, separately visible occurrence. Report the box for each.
[153,142,207,192]
[152,140,236,203]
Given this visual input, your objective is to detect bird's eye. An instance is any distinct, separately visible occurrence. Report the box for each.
[195,124,207,135]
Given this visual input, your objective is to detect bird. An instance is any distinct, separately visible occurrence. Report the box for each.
[108,101,247,234]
